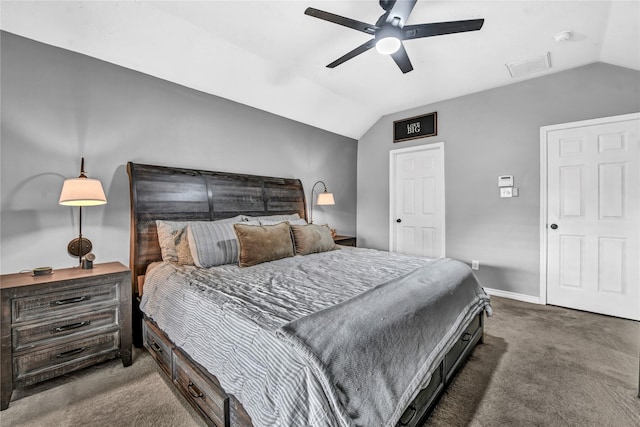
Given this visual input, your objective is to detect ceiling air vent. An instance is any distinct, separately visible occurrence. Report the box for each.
[505,52,551,78]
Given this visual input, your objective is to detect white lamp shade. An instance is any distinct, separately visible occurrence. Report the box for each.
[59,178,107,206]
[316,191,335,206]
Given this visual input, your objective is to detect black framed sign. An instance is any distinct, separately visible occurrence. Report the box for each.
[393,112,437,143]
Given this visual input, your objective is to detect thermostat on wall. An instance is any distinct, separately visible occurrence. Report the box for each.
[498,175,514,187]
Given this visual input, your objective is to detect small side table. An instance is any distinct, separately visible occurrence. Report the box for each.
[0,262,132,410]
[333,235,357,247]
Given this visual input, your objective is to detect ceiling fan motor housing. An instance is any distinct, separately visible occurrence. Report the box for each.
[380,0,397,12]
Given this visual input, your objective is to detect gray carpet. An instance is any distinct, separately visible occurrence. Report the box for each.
[426,297,640,427]
[0,347,206,427]
[1,296,638,427]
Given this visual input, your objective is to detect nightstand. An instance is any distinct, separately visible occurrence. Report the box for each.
[0,262,132,410]
[334,235,357,247]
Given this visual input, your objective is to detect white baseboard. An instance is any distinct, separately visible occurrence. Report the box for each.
[483,287,541,305]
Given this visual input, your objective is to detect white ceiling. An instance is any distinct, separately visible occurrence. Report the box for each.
[2,1,639,139]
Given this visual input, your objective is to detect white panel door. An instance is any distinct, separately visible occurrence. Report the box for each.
[390,144,444,258]
[545,115,639,320]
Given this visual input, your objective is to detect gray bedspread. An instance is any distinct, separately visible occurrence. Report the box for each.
[140,248,490,426]
[277,258,490,427]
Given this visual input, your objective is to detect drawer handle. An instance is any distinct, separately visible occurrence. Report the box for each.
[50,295,91,306]
[150,341,162,353]
[54,320,91,333]
[461,332,473,342]
[56,346,87,358]
[399,403,417,425]
[187,381,204,399]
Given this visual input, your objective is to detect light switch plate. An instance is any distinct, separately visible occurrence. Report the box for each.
[500,187,513,198]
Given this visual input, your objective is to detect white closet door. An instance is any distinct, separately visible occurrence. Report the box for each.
[544,114,639,320]
[390,143,445,258]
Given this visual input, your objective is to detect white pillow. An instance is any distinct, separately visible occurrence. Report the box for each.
[259,218,307,226]
[187,221,241,268]
[156,215,244,262]
[246,213,301,224]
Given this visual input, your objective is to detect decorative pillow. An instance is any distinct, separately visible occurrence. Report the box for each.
[156,220,191,262]
[187,221,242,268]
[173,227,194,266]
[290,224,336,255]
[156,215,244,262]
[233,222,295,267]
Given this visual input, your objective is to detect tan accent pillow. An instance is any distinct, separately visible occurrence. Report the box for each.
[173,227,194,266]
[290,224,336,255]
[233,222,295,267]
[156,220,191,262]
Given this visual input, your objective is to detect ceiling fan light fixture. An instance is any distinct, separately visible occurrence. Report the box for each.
[376,36,401,54]
[305,1,485,72]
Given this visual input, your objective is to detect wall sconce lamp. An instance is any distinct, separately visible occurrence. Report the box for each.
[59,157,107,265]
[310,180,335,224]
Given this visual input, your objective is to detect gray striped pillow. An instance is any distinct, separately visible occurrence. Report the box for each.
[156,215,244,262]
[187,222,240,268]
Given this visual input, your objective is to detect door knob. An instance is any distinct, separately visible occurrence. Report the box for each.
[550,224,558,230]
[396,219,402,223]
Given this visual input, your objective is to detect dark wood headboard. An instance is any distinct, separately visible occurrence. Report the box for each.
[127,162,307,293]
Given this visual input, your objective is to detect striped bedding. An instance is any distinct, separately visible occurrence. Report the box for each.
[139,248,473,426]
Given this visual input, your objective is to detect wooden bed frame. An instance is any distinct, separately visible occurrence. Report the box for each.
[127,162,484,427]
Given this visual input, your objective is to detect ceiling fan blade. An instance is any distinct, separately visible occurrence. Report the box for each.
[390,43,413,74]
[403,19,484,40]
[305,7,377,35]
[327,39,376,69]
[385,0,417,26]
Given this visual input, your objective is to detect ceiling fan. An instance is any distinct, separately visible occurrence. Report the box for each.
[305,0,484,74]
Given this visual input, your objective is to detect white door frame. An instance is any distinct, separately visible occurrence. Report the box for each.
[539,112,640,304]
[389,142,446,255]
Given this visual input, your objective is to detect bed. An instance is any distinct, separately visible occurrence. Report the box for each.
[127,162,491,427]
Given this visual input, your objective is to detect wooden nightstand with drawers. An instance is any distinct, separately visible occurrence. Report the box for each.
[0,262,132,410]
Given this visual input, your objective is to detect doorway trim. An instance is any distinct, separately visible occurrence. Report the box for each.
[389,142,446,255]
[539,112,640,304]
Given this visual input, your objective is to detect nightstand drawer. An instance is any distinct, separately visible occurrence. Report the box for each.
[13,308,119,351]
[174,348,229,427]
[143,319,173,377]
[14,330,120,383]
[13,283,118,323]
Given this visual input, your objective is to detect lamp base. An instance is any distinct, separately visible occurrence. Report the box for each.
[67,237,93,258]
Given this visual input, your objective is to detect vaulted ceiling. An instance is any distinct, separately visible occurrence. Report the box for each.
[2,1,639,139]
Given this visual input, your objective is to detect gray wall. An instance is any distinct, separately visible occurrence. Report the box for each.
[0,32,357,274]
[357,62,640,298]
